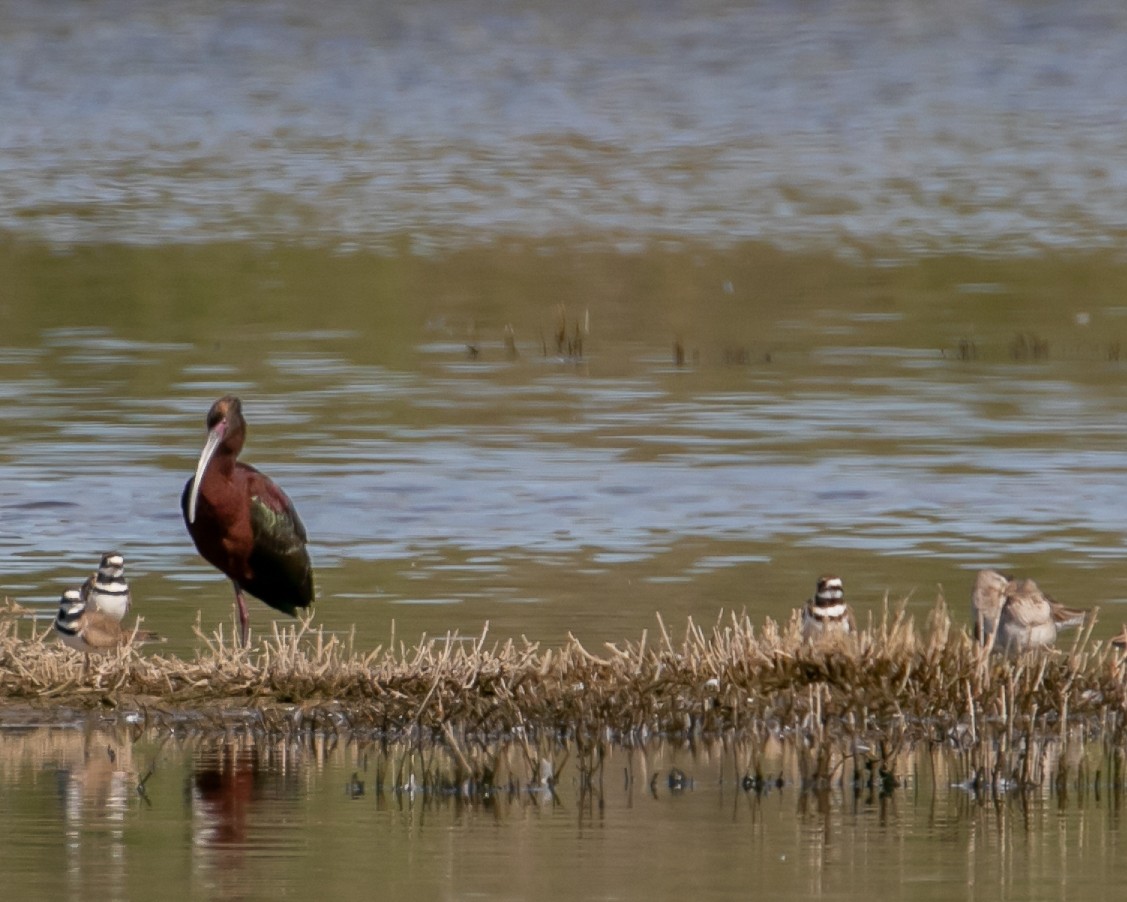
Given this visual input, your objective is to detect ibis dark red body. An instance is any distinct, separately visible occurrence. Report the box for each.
[182,396,314,645]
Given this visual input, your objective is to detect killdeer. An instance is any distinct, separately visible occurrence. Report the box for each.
[971,569,1089,652]
[54,587,160,655]
[801,575,855,640]
[54,588,126,654]
[80,551,131,622]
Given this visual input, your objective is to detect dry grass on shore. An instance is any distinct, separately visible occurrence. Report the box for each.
[1,594,1124,736]
[3,594,1127,794]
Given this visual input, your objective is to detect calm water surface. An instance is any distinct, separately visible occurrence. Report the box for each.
[3,723,1127,902]
[3,0,1127,253]
[4,245,1127,655]
[5,0,1127,897]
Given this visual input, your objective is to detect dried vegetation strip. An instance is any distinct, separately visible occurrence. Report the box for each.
[2,595,1127,751]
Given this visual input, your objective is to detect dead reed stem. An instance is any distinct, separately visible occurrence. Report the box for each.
[3,594,1127,779]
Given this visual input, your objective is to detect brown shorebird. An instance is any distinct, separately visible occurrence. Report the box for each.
[182,395,314,647]
[971,569,1089,652]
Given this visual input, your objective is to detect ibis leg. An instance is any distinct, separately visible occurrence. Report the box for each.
[232,581,250,647]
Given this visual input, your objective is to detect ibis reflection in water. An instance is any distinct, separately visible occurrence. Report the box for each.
[182,395,315,646]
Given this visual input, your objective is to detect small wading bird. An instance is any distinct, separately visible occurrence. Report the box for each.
[801,574,855,640]
[54,588,158,654]
[182,395,315,647]
[81,551,131,621]
[1112,625,1127,651]
[971,569,1090,653]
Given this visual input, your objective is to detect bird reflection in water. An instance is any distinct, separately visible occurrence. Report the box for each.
[54,727,137,890]
[190,744,262,850]
[189,737,304,876]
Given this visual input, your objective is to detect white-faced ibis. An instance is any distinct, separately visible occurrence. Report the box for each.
[800,574,855,641]
[81,551,131,621]
[54,588,128,653]
[971,569,1090,652]
[182,395,315,646]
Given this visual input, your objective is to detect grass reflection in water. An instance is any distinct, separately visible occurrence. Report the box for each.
[3,592,1126,803]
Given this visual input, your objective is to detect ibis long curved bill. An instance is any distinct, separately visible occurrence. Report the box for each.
[187,420,227,524]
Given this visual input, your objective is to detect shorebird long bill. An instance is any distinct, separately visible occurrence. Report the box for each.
[188,420,227,524]
[181,395,315,649]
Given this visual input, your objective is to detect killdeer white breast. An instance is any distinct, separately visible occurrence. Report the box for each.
[81,551,131,622]
[54,588,126,654]
[801,574,855,641]
[971,569,1090,653]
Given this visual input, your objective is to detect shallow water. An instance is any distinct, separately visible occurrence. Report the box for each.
[4,245,1127,657]
[1,722,1126,902]
[4,0,1127,253]
[5,0,1127,897]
